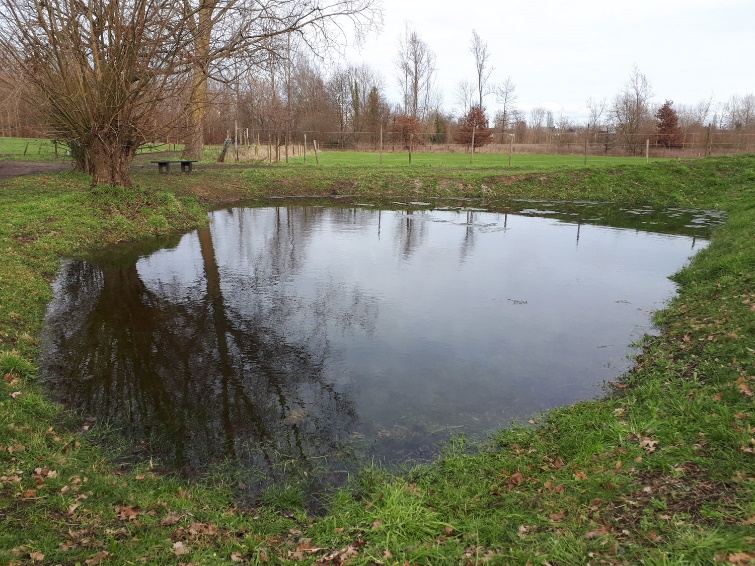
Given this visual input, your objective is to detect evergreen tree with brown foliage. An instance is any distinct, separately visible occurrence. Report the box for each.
[656,100,682,148]
[454,105,493,148]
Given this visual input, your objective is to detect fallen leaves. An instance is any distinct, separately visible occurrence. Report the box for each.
[288,539,326,560]
[29,551,45,562]
[542,480,565,494]
[507,470,524,487]
[735,375,753,397]
[725,552,755,564]
[173,541,190,556]
[9,391,22,399]
[116,505,141,522]
[160,511,182,526]
[584,525,611,539]
[315,541,364,565]
[639,437,659,453]
[548,510,566,522]
[85,550,111,565]
[33,467,58,484]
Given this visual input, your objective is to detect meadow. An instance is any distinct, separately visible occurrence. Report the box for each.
[0,153,752,564]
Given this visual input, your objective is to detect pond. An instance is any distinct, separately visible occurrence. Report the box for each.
[39,200,721,495]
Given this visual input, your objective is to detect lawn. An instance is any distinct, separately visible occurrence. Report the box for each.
[284,149,663,169]
[0,137,181,161]
[0,137,64,160]
[0,156,753,564]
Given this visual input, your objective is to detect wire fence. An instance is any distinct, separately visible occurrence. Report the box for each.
[200,128,755,164]
[2,130,754,164]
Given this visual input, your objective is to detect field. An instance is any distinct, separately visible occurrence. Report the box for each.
[0,155,753,564]
[0,137,180,161]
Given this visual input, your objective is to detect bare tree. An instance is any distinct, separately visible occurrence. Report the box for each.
[470,30,492,108]
[456,80,475,114]
[182,0,379,159]
[0,0,194,185]
[723,94,755,130]
[397,27,436,120]
[494,77,517,131]
[612,66,653,154]
[586,97,607,129]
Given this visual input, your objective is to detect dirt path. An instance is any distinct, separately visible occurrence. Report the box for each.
[0,160,71,179]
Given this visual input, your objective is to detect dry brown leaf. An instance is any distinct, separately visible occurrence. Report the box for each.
[727,552,755,564]
[574,471,588,480]
[549,510,566,522]
[85,550,111,565]
[230,551,244,562]
[116,505,140,522]
[173,541,190,556]
[508,471,524,487]
[29,551,45,562]
[316,544,359,565]
[160,512,181,526]
[736,376,753,397]
[584,526,611,539]
[640,437,659,453]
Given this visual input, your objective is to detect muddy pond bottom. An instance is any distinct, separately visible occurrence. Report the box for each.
[40,202,717,492]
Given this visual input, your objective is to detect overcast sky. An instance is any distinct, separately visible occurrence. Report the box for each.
[342,0,755,121]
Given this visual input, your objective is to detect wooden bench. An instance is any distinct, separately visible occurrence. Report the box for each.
[150,160,197,173]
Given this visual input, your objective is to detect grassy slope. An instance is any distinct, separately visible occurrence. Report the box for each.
[0,157,753,565]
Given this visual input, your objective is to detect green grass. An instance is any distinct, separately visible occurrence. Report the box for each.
[285,149,663,169]
[0,137,181,161]
[0,156,753,564]
[0,137,66,161]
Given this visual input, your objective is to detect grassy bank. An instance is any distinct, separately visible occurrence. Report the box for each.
[0,156,753,564]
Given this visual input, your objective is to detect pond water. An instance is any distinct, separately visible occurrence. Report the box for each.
[39,200,720,493]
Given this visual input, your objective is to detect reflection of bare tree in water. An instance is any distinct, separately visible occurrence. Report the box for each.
[394,210,428,260]
[459,210,476,263]
[40,215,372,486]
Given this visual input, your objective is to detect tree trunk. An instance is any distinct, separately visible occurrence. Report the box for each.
[89,137,136,187]
[183,0,216,160]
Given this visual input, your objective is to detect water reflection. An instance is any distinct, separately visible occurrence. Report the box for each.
[40,203,714,489]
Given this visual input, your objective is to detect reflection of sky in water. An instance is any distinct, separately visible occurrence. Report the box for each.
[42,205,708,479]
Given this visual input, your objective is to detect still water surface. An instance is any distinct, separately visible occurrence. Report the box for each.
[40,201,718,489]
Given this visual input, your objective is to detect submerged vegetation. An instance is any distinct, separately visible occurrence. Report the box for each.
[0,155,753,564]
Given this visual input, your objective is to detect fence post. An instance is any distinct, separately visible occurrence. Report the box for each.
[409,133,413,164]
[313,139,319,166]
[379,124,383,165]
[303,133,307,164]
[509,133,513,167]
[584,124,589,166]
[705,124,712,157]
[470,126,476,163]
[645,138,649,164]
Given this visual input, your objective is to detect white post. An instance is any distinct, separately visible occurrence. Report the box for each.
[645,138,650,164]
[304,133,307,164]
